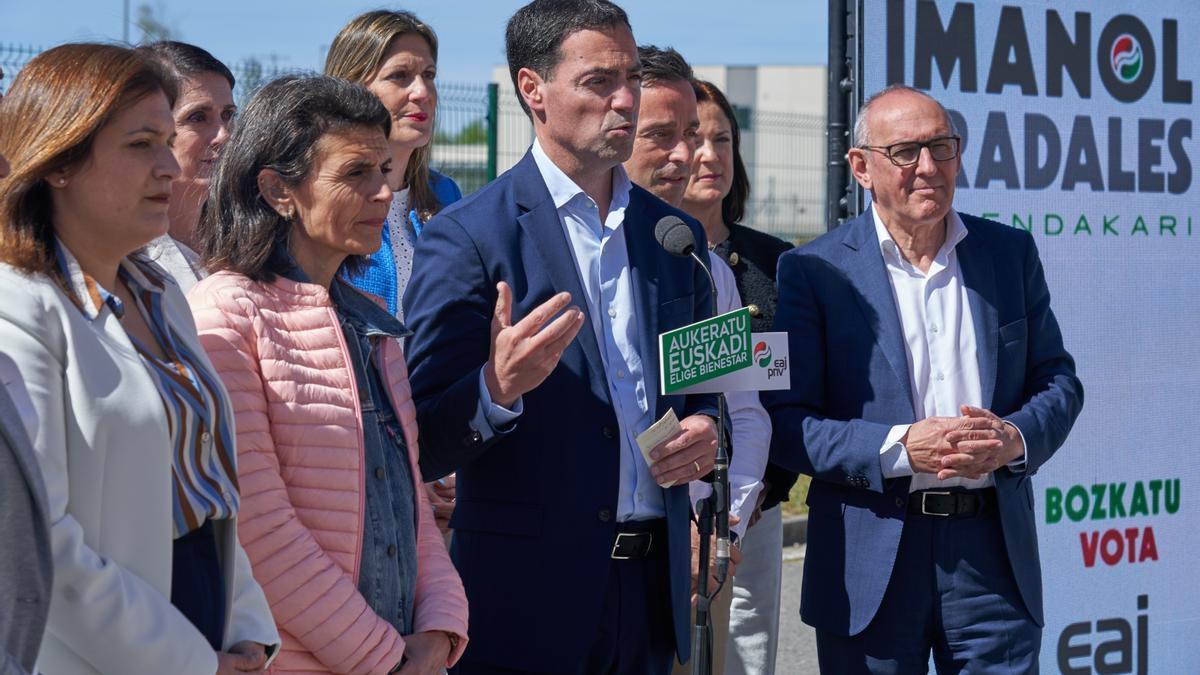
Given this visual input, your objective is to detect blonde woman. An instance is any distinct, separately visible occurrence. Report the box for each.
[325,9,462,321]
[326,8,461,534]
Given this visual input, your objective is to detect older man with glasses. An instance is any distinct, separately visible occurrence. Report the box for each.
[765,84,1083,673]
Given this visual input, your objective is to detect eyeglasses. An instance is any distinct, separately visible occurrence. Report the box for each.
[859,135,961,167]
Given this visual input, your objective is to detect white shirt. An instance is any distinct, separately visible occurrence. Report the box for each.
[688,250,770,539]
[386,187,414,322]
[874,208,1004,491]
[529,140,664,521]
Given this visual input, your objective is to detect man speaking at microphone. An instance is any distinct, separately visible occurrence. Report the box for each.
[766,84,1083,672]
[620,45,771,675]
[403,1,720,672]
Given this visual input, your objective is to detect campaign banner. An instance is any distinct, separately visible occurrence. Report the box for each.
[671,332,792,395]
[659,307,752,394]
[859,1,1198,670]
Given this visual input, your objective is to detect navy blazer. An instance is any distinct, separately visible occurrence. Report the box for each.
[765,207,1083,636]
[403,151,719,669]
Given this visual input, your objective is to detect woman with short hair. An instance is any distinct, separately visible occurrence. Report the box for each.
[0,43,279,675]
[189,74,468,675]
[137,41,238,292]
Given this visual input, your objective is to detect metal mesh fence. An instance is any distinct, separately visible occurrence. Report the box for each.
[1,42,827,242]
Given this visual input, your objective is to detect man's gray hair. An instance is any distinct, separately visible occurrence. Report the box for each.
[852,84,956,147]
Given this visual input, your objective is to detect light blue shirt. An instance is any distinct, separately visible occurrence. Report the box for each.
[527,140,664,521]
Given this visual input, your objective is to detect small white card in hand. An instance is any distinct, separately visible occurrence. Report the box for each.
[636,408,683,487]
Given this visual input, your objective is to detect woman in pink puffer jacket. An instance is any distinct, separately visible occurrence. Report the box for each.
[188,75,467,675]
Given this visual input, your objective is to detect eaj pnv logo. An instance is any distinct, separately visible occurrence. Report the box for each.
[754,342,772,368]
[1112,34,1143,84]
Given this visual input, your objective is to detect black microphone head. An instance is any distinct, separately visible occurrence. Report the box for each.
[655,215,696,258]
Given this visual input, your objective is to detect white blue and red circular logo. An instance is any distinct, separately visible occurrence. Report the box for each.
[1111,33,1143,85]
[754,341,772,368]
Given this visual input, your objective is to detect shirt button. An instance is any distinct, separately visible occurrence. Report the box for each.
[601,425,617,439]
[387,545,397,558]
[375,467,386,480]
[608,307,617,318]
[598,508,613,522]
[222,490,233,503]
[747,304,760,317]
[201,431,212,445]
[895,497,905,508]
[930,325,939,333]
[936,372,945,381]
[617,370,626,379]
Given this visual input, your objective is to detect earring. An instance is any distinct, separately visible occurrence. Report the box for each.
[57,178,66,186]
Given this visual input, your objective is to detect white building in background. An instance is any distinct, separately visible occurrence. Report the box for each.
[489,64,829,241]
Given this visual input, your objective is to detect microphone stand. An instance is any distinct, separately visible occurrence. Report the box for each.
[688,250,731,675]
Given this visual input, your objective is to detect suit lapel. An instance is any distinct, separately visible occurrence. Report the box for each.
[840,209,914,412]
[513,155,612,407]
[623,190,662,414]
[957,225,999,410]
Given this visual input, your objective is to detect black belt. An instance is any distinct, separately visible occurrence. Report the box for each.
[611,518,667,560]
[908,488,997,518]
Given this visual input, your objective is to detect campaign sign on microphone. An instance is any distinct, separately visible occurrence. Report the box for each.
[659,307,752,395]
[671,331,791,395]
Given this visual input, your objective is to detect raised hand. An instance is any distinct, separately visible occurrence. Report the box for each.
[483,281,585,409]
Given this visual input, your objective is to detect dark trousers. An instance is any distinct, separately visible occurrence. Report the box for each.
[578,540,676,674]
[454,522,676,675]
[171,519,227,650]
[815,507,1040,674]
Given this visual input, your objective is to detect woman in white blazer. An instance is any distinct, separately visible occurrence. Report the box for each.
[0,44,279,675]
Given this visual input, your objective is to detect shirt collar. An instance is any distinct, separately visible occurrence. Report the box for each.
[531,139,632,214]
[871,207,968,266]
[54,239,168,321]
[274,242,410,340]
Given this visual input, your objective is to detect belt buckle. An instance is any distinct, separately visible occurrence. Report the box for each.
[611,532,652,560]
[921,490,953,517]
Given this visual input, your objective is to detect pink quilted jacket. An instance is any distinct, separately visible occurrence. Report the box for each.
[188,271,468,674]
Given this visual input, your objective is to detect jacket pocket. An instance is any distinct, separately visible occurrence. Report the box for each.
[658,296,694,327]
[999,317,1027,346]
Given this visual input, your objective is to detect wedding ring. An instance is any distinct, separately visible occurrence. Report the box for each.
[693,460,701,474]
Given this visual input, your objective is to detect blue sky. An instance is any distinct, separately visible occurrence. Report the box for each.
[2,0,828,84]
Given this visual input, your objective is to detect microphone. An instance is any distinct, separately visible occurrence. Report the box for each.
[655,215,697,257]
[653,215,732,588]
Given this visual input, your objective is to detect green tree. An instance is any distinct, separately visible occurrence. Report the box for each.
[435,118,487,145]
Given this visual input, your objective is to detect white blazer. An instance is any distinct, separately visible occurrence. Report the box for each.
[0,261,280,675]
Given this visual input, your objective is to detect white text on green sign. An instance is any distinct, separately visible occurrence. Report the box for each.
[660,307,752,394]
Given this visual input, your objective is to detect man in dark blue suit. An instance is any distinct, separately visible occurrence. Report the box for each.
[766,85,1083,673]
[403,2,720,672]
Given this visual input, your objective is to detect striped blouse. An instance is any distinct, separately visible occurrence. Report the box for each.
[54,240,239,536]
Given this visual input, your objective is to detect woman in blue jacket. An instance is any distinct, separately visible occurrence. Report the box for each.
[325,9,462,323]
[325,9,461,533]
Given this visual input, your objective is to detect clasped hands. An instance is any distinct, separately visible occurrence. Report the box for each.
[903,405,1025,480]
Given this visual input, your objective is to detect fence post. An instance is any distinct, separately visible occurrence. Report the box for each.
[826,0,852,231]
[486,82,499,182]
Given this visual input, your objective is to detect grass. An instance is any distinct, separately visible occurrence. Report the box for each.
[779,474,811,518]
